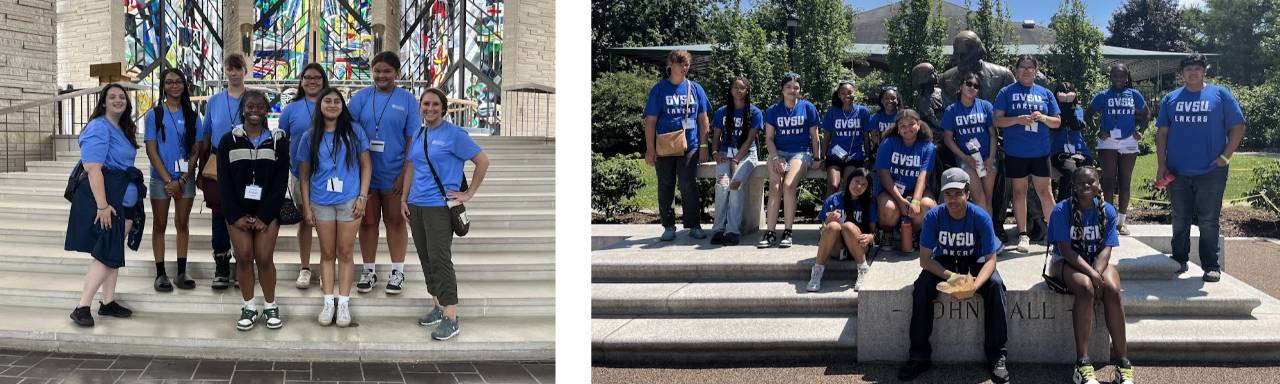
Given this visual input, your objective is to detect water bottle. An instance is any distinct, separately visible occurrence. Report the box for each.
[899,215,913,252]
[1154,172,1176,189]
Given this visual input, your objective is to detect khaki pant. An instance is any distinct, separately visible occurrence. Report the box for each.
[407,204,457,305]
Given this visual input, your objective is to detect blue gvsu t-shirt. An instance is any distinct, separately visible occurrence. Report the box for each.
[765,100,821,153]
[711,105,763,153]
[941,99,994,159]
[279,98,317,176]
[644,78,711,149]
[816,191,875,231]
[1051,108,1091,156]
[1156,84,1246,177]
[294,127,371,206]
[994,83,1060,158]
[349,86,422,190]
[870,110,898,134]
[873,136,935,196]
[822,105,872,161]
[920,202,1001,262]
[1047,199,1119,262]
[144,106,200,180]
[1089,88,1147,140]
[406,122,483,207]
[201,91,241,149]
[80,117,139,206]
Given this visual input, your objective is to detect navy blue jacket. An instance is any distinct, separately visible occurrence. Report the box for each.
[65,167,146,268]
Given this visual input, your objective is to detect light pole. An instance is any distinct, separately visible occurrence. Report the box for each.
[786,13,800,69]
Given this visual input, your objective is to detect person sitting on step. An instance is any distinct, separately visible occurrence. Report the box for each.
[808,168,875,292]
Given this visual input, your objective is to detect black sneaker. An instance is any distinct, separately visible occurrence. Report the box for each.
[386,270,405,294]
[1175,261,1189,274]
[154,275,173,292]
[70,306,94,327]
[710,231,726,245]
[1203,270,1222,282]
[212,254,231,290]
[896,359,931,381]
[990,356,1009,383]
[723,232,741,246]
[756,231,776,249]
[98,301,132,318]
[174,272,196,290]
[779,229,793,248]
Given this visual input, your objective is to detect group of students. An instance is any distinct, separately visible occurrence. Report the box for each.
[644,50,1246,384]
[64,51,490,342]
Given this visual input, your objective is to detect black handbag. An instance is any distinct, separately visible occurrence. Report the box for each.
[278,193,301,225]
[424,127,470,237]
[64,161,86,202]
[1042,244,1071,294]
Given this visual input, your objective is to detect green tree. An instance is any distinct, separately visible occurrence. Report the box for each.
[591,68,660,156]
[1186,0,1279,85]
[590,0,716,78]
[703,7,788,112]
[965,0,1016,67]
[1104,0,1192,53]
[1045,0,1106,98]
[741,0,857,110]
[885,0,948,102]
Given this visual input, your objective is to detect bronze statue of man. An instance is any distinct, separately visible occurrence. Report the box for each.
[939,31,1015,106]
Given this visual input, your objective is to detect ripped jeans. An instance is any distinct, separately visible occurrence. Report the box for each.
[711,146,758,235]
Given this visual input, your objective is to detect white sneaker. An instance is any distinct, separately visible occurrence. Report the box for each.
[357,269,377,293]
[295,268,313,289]
[1016,234,1030,253]
[318,299,335,326]
[336,301,351,327]
[806,265,825,292]
[855,264,870,291]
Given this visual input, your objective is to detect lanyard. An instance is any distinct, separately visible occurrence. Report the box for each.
[327,132,339,169]
[164,107,185,155]
[369,90,394,139]
[224,93,241,127]
[841,107,858,152]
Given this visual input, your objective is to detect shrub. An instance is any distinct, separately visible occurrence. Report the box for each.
[592,153,645,219]
[1248,160,1280,214]
[1229,80,1280,151]
[592,69,659,156]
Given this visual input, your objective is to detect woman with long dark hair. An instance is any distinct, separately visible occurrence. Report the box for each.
[757,72,821,249]
[808,168,876,292]
[874,109,938,252]
[281,63,330,289]
[708,75,762,246]
[217,90,292,331]
[68,83,142,326]
[1086,63,1148,236]
[993,54,1062,253]
[941,73,997,214]
[298,87,372,327]
[820,80,872,197]
[401,88,490,341]
[144,69,203,292]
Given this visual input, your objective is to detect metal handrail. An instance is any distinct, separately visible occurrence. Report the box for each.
[0,82,150,117]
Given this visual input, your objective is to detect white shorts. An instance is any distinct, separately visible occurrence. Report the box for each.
[1096,136,1140,154]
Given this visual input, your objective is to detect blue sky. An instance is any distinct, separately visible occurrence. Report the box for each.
[841,0,1207,37]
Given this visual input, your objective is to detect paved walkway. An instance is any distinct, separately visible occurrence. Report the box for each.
[0,350,553,384]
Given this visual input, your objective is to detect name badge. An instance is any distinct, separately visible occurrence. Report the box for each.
[1025,123,1038,133]
[1110,129,1123,139]
[683,118,696,130]
[965,138,981,154]
[327,177,344,193]
[830,145,849,160]
[175,159,189,173]
[369,140,386,152]
[244,184,263,200]
[894,183,906,195]
[1064,144,1076,154]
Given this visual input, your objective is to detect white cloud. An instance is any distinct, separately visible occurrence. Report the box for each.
[1178,0,1206,10]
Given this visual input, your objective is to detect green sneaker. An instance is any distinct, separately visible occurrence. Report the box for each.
[431,316,460,341]
[1116,359,1135,384]
[236,307,258,331]
[1073,359,1099,384]
[418,306,445,326]
[264,306,283,329]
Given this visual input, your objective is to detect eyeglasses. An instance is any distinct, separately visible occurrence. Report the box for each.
[302,76,325,81]
[163,80,185,85]
[962,81,980,89]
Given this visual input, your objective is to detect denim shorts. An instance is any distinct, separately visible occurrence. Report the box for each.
[310,199,357,222]
[148,175,196,199]
[774,150,813,168]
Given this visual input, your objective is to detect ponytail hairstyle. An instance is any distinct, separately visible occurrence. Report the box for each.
[721,75,753,150]
[308,87,359,169]
[1068,166,1107,262]
[155,68,198,157]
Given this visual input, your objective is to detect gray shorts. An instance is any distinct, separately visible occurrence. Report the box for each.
[310,199,357,222]
[148,175,197,199]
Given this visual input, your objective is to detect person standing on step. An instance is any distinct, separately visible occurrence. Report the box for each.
[643,49,711,242]
[402,88,490,341]
[757,72,822,249]
[820,79,872,198]
[1156,53,1246,283]
[808,168,876,292]
[898,167,1008,383]
[941,73,997,215]
[708,75,762,246]
[874,109,937,252]
[1051,82,1095,204]
[298,87,371,327]
[67,83,143,327]
[866,85,901,160]
[144,68,203,292]
[349,52,420,295]
[993,54,1062,253]
[217,90,291,331]
[280,63,329,289]
[1087,64,1148,236]
[199,53,249,291]
[1046,166,1134,384]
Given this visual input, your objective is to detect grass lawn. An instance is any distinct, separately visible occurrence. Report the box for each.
[1129,152,1274,202]
[620,159,658,211]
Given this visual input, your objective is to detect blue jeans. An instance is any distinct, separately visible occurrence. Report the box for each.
[711,147,758,235]
[1167,165,1228,272]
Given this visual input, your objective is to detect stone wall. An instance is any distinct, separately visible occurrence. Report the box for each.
[1,0,59,172]
[55,0,121,89]
[501,0,556,137]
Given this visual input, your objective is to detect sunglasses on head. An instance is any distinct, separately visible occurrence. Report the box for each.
[838,79,856,86]
[963,81,980,88]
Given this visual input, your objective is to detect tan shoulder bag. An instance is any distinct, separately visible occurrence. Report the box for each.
[656,82,694,157]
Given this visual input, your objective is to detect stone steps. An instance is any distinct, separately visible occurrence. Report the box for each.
[0,188,554,208]
[592,317,857,366]
[592,281,859,316]
[0,306,553,362]
[14,164,557,178]
[0,176,555,194]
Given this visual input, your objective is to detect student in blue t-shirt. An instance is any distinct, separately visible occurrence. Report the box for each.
[874,109,937,252]
[279,63,328,289]
[143,68,204,292]
[348,52,421,294]
[643,50,711,242]
[198,53,249,290]
[401,88,491,341]
[1051,82,1096,205]
[1086,64,1149,236]
[898,167,1008,383]
[993,55,1062,253]
[708,76,762,246]
[757,72,822,249]
[1044,166,1133,384]
[866,86,901,162]
[1155,53,1246,283]
[821,80,873,197]
[807,169,876,293]
[297,87,372,328]
[69,83,142,327]
[941,73,997,214]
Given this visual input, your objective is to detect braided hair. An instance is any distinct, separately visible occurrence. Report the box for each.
[1067,166,1108,263]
